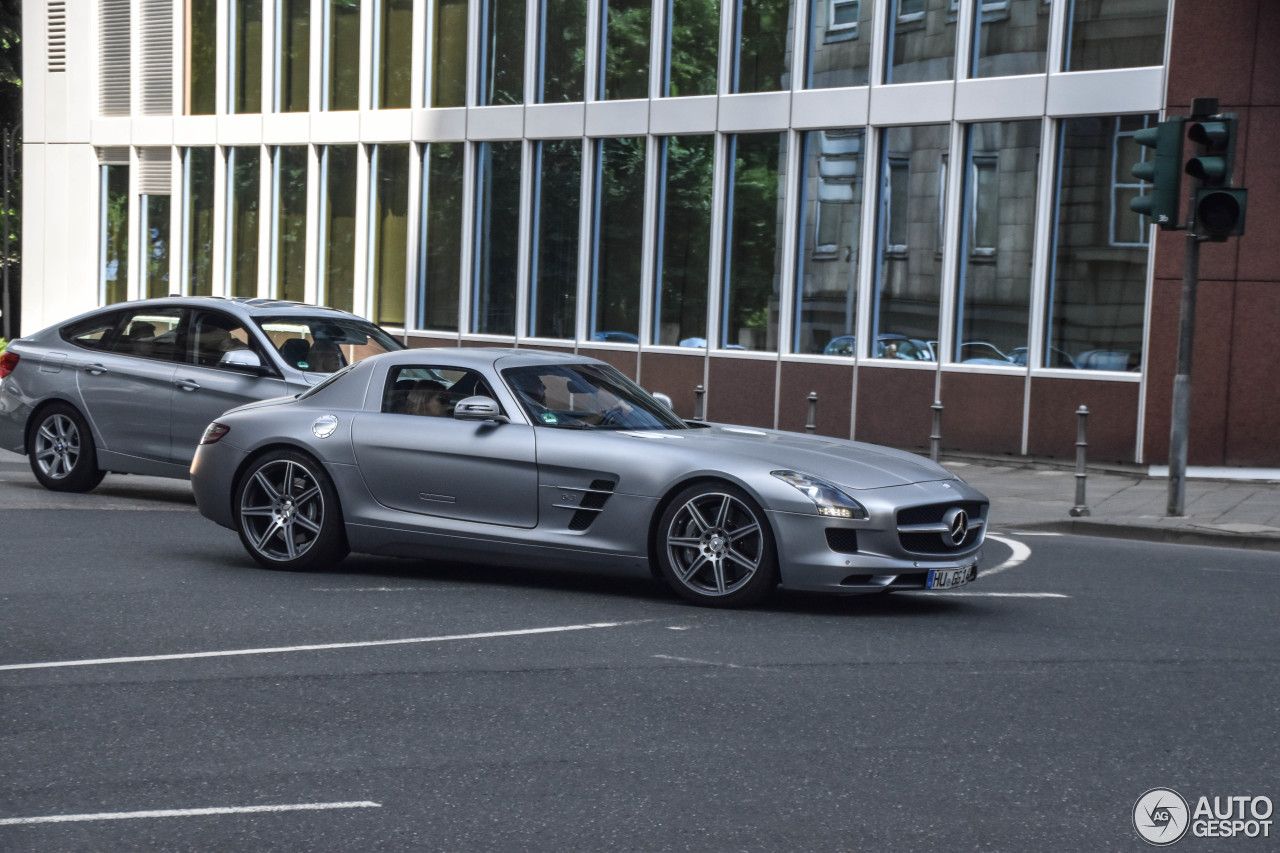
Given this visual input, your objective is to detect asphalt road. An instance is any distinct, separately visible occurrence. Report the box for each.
[2,461,1278,851]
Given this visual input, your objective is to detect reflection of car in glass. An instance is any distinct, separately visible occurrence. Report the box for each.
[1008,346,1079,369]
[1075,350,1137,371]
[191,349,989,609]
[0,297,403,492]
[954,342,1014,365]
[822,335,935,360]
[590,331,641,344]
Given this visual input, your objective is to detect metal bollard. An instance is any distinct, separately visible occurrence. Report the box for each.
[805,392,818,433]
[930,400,943,462]
[694,384,705,420]
[1070,405,1091,517]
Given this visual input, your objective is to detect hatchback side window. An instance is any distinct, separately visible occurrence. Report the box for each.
[187,311,267,369]
[61,311,127,351]
[382,367,497,418]
[107,309,184,361]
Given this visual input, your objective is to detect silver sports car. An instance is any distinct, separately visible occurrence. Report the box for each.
[0,297,403,492]
[190,348,988,607]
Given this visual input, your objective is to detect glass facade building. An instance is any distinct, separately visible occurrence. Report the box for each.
[47,0,1257,464]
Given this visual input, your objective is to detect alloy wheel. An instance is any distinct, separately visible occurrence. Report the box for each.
[239,458,326,562]
[665,492,765,597]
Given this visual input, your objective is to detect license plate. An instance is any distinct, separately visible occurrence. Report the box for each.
[926,566,974,590]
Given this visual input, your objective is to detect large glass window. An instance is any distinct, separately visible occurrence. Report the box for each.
[233,0,263,113]
[376,0,413,108]
[472,141,523,335]
[654,135,714,347]
[1045,115,1154,372]
[722,133,787,351]
[665,0,719,97]
[227,146,261,298]
[733,0,795,93]
[538,0,587,102]
[184,148,215,297]
[479,0,526,105]
[431,0,468,107]
[278,0,310,111]
[189,1,216,115]
[953,120,1040,365]
[972,0,1049,78]
[884,0,956,84]
[320,145,358,312]
[872,124,949,360]
[100,165,129,304]
[325,0,361,110]
[591,137,647,342]
[418,142,465,330]
[794,129,864,355]
[1065,0,1168,72]
[806,0,873,89]
[272,146,309,303]
[370,145,410,326]
[601,0,651,100]
[529,140,582,339]
[141,195,170,299]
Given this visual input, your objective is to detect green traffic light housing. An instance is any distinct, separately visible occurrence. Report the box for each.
[1185,115,1237,188]
[1192,187,1248,241]
[1129,117,1185,229]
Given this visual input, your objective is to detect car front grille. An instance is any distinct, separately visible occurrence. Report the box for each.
[896,501,986,554]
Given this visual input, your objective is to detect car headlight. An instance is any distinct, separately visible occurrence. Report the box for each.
[770,470,868,519]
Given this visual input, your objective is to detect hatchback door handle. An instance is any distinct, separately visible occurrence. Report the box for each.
[175,379,202,391]
[82,363,108,375]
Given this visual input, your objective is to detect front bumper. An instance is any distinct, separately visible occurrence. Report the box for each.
[768,480,988,594]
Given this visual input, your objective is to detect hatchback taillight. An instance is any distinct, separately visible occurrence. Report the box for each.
[0,351,18,380]
[200,422,231,445]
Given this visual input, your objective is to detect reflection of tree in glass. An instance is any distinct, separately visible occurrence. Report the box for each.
[421,143,464,330]
[595,137,646,336]
[328,0,361,110]
[482,0,525,105]
[532,140,582,339]
[539,0,586,102]
[725,134,785,347]
[668,0,719,97]
[187,148,216,296]
[602,0,650,101]
[104,167,130,304]
[658,136,714,343]
[736,0,790,93]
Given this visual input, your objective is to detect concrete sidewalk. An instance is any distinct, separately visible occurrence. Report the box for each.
[948,455,1280,552]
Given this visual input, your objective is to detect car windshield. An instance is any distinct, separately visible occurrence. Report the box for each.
[502,364,686,431]
[256,317,404,373]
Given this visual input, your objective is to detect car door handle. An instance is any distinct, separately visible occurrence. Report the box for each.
[175,379,202,391]
[82,363,108,375]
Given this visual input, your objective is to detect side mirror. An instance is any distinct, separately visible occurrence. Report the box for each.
[219,349,268,374]
[453,395,509,423]
[652,392,675,411]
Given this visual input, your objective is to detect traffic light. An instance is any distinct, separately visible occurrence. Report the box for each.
[1185,114,1248,241]
[1129,117,1185,229]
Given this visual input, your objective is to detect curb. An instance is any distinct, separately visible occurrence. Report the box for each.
[1006,520,1280,553]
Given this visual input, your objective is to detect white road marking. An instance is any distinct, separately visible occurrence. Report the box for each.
[982,533,1032,578]
[666,626,691,631]
[0,623,632,673]
[0,801,381,826]
[934,592,1069,599]
[310,587,432,592]
[653,654,744,669]
[1003,531,1063,537]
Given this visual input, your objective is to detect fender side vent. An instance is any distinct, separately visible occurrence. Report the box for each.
[568,510,596,531]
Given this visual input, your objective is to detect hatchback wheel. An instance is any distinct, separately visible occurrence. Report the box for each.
[235,450,348,571]
[656,482,779,607]
[27,403,106,493]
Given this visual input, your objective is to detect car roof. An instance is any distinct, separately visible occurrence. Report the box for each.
[377,347,603,370]
[86,296,365,321]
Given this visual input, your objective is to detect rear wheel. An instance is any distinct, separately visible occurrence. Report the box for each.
[27,403,106,493]
[656,482,779,608]
[235,449,348,571]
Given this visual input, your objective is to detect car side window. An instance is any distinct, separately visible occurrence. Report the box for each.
[105,309,185,362]
[382,367,497,418]
[187,311,264,369]
[61,311,127,351]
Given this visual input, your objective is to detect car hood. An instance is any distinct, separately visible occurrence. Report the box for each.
[622,424,955,490]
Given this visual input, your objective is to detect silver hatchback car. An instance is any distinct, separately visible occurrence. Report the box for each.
[0,297,403,491]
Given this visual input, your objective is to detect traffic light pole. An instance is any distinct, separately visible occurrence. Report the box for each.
[1166,227,1200,517]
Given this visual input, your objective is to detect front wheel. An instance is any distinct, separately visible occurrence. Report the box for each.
[27,403,106,493]
[655,483,779,608]
[235,450,349,571]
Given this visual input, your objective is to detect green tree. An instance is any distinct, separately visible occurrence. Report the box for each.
[0,0,20,339]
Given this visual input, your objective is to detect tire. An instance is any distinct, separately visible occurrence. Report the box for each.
[655,482,779,608]
[27,403,106,493]
[234,449,349,571]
